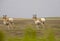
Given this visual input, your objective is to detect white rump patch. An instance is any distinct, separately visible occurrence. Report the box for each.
[41,18,45,22]
[9,18,13,22]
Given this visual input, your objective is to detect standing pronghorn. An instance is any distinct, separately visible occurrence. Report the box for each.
[2,15,15,30]
[32,14,46,29]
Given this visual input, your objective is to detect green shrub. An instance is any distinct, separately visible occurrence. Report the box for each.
[0,31,5,41]
[47,30,55,41]
[22,27,37,41]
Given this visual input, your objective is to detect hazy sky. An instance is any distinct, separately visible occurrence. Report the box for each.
[0,0,60,18]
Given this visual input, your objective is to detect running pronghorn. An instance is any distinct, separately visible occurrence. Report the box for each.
[2,15,15,30]
[32,14,46,29]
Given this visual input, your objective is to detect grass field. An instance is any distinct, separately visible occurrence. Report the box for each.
[0,17,60,41]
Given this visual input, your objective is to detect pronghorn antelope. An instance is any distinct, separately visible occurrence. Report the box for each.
[32,14,46,29]
[2,15,15,30]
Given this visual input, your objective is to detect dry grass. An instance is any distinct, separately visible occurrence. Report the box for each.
[0,17,60,41]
